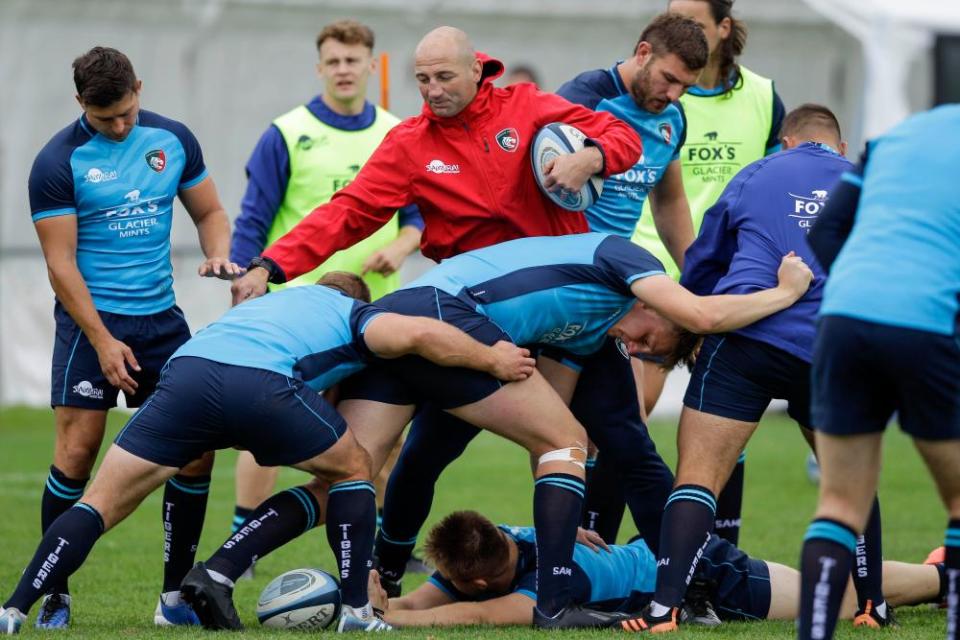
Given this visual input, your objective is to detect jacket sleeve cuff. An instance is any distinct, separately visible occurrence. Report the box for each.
[249,256,288,284]
[584,138,607,175]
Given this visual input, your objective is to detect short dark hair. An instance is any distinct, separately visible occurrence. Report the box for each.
[72,47,138,107]
[316,19,375,53]
[316,271,371,303]
[780,103,842,141]
[425,511,509,581]
[637,13,709,72]
[662,328,701,371]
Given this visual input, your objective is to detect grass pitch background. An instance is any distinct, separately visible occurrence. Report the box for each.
[0,406,949,638]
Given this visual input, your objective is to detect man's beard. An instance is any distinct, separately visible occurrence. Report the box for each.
[629,68,667,114]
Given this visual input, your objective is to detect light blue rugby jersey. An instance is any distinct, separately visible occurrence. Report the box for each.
[821,105,960,335]
[28,110,208,315]
[404,233,665,355]
[171,285,384,391]
[587,96,685,237]
[428,525,657,603]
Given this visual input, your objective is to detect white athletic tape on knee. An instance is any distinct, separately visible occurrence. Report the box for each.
[538,447,587,470]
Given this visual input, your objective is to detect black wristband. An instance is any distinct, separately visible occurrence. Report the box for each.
[247,256,286,284]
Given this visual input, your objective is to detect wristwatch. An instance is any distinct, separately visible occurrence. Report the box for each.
[247,256,286,284]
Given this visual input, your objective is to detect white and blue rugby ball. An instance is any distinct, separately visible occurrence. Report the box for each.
[530,122,605,211]
[256,568,342,630]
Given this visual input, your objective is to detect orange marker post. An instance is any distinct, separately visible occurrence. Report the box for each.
[380,52,390,110]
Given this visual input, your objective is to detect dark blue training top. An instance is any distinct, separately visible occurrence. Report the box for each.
[230,96,423,265]
[681,142,853,361]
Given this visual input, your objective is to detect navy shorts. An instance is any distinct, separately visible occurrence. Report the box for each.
[695,535,771,621]
[51,302,191,410]
[812,316,960,440]
[339,287,511,410]
[683,333,811,427]
[591,536,770,621]
[114,357,347,468]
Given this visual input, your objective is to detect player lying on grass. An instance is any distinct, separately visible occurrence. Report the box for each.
[194,231,813,631]
[367,510,947,628]
[0,272,535,635]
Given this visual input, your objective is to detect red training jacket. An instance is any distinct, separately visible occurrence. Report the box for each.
[264,54,643,280]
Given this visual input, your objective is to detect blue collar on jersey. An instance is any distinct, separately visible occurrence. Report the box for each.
[306,95,376,131]
[800,141,841,156]
[77,112,142,142]
[606,62,629,96]
[686,68,741,97]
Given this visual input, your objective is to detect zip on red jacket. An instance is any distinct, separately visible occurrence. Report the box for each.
[264,53,643,281]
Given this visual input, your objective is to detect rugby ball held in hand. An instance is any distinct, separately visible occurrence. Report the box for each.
[531,122,604,211]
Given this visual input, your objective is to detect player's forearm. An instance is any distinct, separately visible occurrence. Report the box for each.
[687,286,799,334]
[390,225,423,258]
[195,208,232,260]
[384,602,514,627]
[264,198,386,282]
[46,261,112,346]
[407,321,499,374]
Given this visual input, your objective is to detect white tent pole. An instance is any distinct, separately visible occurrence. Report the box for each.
[804,0,933,141]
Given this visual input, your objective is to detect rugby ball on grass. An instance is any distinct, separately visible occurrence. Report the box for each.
[256,567,341,629]
[531,122,605,211]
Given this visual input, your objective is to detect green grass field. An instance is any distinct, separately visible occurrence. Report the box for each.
[0,405,949,638]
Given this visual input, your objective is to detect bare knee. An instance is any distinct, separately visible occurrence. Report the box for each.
[54,409,107,477]
[55,434,104,477]
[309,433,373,485]
[815,488,870,532]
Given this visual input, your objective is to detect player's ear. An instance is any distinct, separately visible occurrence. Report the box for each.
[471,578,488,590]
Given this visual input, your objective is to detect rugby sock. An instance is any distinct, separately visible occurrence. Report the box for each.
[161,474,211,592]
[714,452,745,545]
[205,486,320,582]
[650,484,717,611]
[231,505,253,534]
[5,504,103,613]
[581,452,626,544]
[325,480,377,608]
[375,442,445,581]
[852,497,885,613]
[934,562,948,604]
[533,473,585,617]
[798,518,857,640]
[374,530,417,583]
[40,465,87,595]
[945,520,960,640]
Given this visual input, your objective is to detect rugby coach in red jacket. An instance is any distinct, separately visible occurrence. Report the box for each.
[231,26,642,298]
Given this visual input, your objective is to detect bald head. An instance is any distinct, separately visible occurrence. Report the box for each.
[413,26,483,117]
[415,26,475,67]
